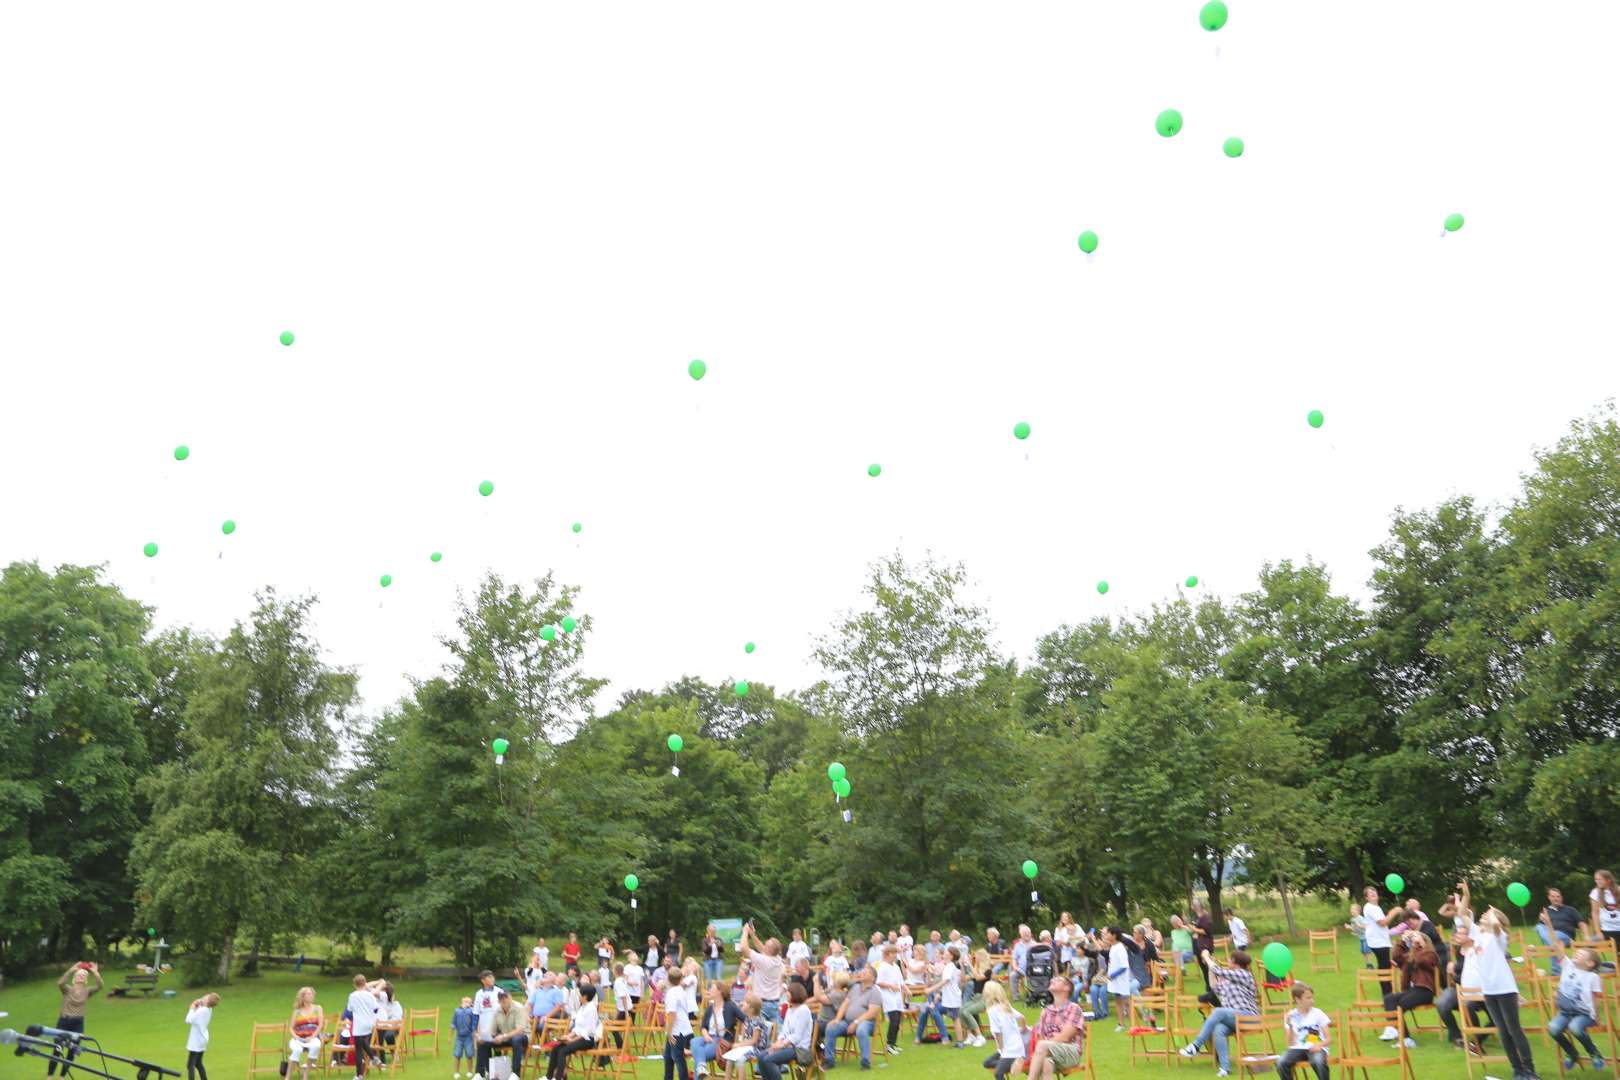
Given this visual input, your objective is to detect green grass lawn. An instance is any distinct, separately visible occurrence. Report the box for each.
[0,934,1567,1080]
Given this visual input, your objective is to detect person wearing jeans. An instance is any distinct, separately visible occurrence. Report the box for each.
[824,968,881,1068]
[1362,886,1397,997]
[1537,888,1588,975]
[49,963,103,1077]
[545,984,600,1080]
[700,925,725,985]
[1461,893,1539,1080]
[693,980,741,1076]
[1178,950,1260,1075]
[756,985,813,1080]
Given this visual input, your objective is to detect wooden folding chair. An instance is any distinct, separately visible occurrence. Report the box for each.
[249,1022,289,1080]
[1171,991,1210,1063]
[1354,966,1401,1006]
[1212,936,1233,964]
[406,1007,440,1059]
[1457,991,1511,1080]
[1233,1012,1281,1074]
[1262,972,1297,1010]
[1337,1008,1413,1080]
[372,1020,406,1074]
[326,1016,354,1075]
[1128,988,1175,1067]
[1546,970,1619,1078]
[583,1018,634,1080]
[1309,930,1342,974]
[1054,1031,1098,1080]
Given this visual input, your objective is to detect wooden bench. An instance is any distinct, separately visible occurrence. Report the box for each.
[108,972,162,997]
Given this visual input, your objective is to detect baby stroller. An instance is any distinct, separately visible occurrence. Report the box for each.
[1023,943,1055,1006]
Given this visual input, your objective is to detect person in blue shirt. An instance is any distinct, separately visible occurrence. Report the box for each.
[450,996,478,1080]
[1010,925,1032,1000]
[528,972,566,1029]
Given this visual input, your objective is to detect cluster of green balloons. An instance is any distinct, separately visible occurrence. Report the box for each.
[827,761,851,798]
[1261,941,1293,978]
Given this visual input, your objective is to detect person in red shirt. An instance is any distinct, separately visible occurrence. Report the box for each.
[563,933,582,972]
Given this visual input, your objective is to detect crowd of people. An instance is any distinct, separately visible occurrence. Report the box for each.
[32,868,1619,1080]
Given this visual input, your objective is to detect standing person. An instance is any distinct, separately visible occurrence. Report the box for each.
[1178,950,1260,1076]
[824,939,850,977]
[610,964,633,1050]
[1381,918,1437,1048]
[288,988,326,1080]
[666,930,684,967]
[345,975,385,1080]
[700,925,724,985]
[374,984,403,1065]
[738,921,786,1023]
[1591,870,1620,949]
[595,936,615,978]
[544,983,600,1080]
[824,967,881,1070]
[1010,925,1033,1000]
[646,935,662,971]
[1024,975,1086,1080]
[981,981,1028,1080]
[786,928,812,968]
[562,933,581,972]
[1542,912,1607,1072]
[1192,903,1215,988]
[661,970,694,1080]
[1459,885,1541,1080]
[1275,983,1331,1080]
[693,978,742,1078]
[1104,927,1133,1031]
[624,950,647,1013]
[935,947,967,1047]
[1362,886,1396,996]
[1537,888,1589,974]
[875,944,906,1057]
[897,925,914,954]
[1169,916,1196,975]
[472,970,502,1049]
[448,997,477,1080]
[1435,904,1490,1055]
[1224,909,1250,952]
[48,961,103,1077]
[184,992,219,1080]
[1344,903,1371,968]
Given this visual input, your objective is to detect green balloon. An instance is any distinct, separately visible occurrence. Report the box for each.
[279,331,295,346]
[1013,421,1031,440]
[1307,409,1325,429]
[1506,881,1531,907]
[833,777,852,798]
[1200,1,1228,31]
[147,928,156,937]
[828,762,846,782]
[745,641,756,654]
[173,445,190,461]
[1022,860,1039,879]
[624,874,639,892]
[1097,580,1109,595]
[1078,230,1099,254]
[1444,213,1465,233]
[1156,108,1183,138]
[667,733,684,753]
[1223,136,1244,158]
[430,551,442,562]
[561,616,578,633]
[735,680,751,697]
[868,463,881,477]
[572,522,583,534]
[1261,941,1293,978]
[379,574,392,588]
[540,625,557,641]
[143,542,159,558]
[688,359,707,381]
[478,480,494,497]
[221,520,236,535]
[492,737,510,756]
[1384,872,1405,895]
[1185,575,1199,588]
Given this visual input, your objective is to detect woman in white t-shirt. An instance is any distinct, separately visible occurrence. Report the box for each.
[981,981,1026,1080]
[1461,897,1539,1079]
[1361,886,1395,995]
[1275,983,1330,1080]
[1104,927,1133,1032]
[1591,869,1620,948]
[661,977,694,1080]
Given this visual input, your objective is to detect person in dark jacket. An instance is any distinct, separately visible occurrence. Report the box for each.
[692,979,744,1076]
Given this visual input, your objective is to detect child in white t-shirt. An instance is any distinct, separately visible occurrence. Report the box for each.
[184,993,220,1080]
[1225,909,1249,950]
[981,981,1026,1080]
[1544,910,1607,1072]
[1276,983,1331,1080]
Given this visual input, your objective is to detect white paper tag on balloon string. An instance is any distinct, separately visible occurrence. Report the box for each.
[672,766,680,777]
[1031,891,1040,904]
[631,898,637,909]
[842,809,852,824]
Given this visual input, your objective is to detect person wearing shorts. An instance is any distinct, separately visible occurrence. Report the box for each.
[1026,975,1086,1076]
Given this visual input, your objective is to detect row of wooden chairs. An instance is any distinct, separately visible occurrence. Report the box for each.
[248,1009,442,1080]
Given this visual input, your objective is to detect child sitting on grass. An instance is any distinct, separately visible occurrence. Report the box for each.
[450,996,478,1079]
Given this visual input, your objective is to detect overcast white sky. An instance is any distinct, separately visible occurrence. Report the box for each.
[3,1,1616,714]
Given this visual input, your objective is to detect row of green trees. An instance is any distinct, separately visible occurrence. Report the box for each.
[4,411,1617,982]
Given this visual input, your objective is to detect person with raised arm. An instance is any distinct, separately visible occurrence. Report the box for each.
[738,920,786,1023]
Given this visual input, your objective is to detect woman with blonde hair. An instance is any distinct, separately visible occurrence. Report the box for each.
[1459,883,1540,1080]
[287,987,325,1080]
[981,980,1027,1080]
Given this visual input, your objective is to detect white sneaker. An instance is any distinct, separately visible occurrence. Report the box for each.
[1215,1070,1229,1078]
[1379,1026,1398,1041]
[1403,1037,1417,1049]
[1179,1045,1199,1058]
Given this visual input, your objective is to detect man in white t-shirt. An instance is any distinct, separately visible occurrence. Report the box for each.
[1225,908,1250,950]
[740,921,787,1023]
[346,974,386,1078]
[1362,886,1395,995]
